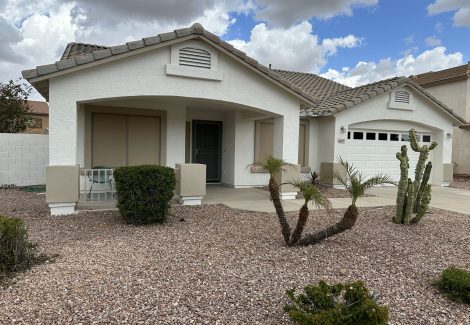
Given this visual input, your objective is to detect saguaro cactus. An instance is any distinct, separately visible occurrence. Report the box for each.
[394,129,437,224]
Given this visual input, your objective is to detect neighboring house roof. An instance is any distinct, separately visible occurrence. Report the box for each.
[61,42,108,61]
[410,62,470,87]
[27,100,49,115]
[22,23,318,105]
[303,76,466,124]
[274,69,350,99]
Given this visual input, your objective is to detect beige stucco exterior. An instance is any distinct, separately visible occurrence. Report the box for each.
[24,114,49,134]
[422,79,470,175]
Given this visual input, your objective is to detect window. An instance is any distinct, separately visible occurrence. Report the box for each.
[390,134,399,141]
[422,135,431,143]
[254,120,309,167]
[347,132,351,139]
[401,134,410,141]
[179,47,211,69]
[378,133,388,141]
[298,121,309,167]
[366,132,376,140]
[353,132,364,140]
[254,121,274,162]
[29,118,42,128]
[91,113,161,168]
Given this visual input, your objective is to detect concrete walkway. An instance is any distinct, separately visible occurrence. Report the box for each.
[205,184,470,215]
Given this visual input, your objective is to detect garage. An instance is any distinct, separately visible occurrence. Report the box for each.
[344,128,434,182]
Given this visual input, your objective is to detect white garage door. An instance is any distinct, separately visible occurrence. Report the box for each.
[345,129,434,181]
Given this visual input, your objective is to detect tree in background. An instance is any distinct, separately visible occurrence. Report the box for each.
[0,80,31,133]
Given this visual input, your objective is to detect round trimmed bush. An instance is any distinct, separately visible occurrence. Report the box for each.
[113,165,176,224]
[284,280,389,325]
[435,266,470,304]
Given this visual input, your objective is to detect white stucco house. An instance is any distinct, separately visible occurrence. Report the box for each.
[411,63,470,175]
[22,23,465,216]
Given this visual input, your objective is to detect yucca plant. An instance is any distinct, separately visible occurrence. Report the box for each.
[296,158,394,246]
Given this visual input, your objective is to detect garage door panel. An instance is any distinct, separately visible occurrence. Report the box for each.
[345,128,434,182]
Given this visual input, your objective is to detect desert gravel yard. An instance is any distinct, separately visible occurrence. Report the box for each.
[0,189,469,324]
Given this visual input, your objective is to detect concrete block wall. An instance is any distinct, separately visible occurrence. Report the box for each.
[0,133,49,186]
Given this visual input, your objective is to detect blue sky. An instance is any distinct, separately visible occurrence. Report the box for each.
[0,0,469,98]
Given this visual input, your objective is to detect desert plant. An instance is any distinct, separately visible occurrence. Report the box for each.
[288,180,332,246]
[394,129,437,224]
[251,156,293,244]
[0,216,48,282]
[435,266,470,304]
[284,280,389,325]
[113,165,176,225]
[295,158,394,246]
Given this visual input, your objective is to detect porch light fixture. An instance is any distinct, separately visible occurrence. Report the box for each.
[340,126,346,134]
[447,133,452,139]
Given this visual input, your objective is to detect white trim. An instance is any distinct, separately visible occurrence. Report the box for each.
[179,196,203,206]
[166,64,223,81]
[49,203,76,216]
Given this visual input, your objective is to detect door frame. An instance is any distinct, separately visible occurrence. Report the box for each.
[191,120,223,182]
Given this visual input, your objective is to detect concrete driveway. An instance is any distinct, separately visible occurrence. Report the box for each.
[368,186,470,215]
[205,185,470,215]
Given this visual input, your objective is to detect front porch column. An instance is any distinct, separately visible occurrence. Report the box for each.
[165,105,186,168]
[273,114,300,199]
[46,97,80,215]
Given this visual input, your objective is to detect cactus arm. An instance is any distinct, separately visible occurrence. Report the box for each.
[414,162,432,213]
[412,185,431,224]
[409,128,421,152]
[403,179,414,224]
[429,142,438,151]
[394,146,409,224]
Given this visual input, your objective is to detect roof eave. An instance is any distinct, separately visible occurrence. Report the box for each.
[22,26,317,107]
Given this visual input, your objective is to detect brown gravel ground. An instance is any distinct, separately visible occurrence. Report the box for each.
[0,189,469,325]
[450,176,470,190]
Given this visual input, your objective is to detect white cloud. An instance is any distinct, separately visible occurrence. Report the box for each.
[321,47,463,87]
[425,35,442,47]
[254,0,378,27]
[428,0,470,27]
[228,21,362,73]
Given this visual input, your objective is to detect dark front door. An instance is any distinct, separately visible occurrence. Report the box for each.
[192,120,222,182]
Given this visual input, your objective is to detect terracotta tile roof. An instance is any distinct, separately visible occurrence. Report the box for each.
[27,100,48,115]
[410,62,470,86]
[22,23,317,105]
[303,76,466,124]
[274,69,350,99]
[60,42,109,61]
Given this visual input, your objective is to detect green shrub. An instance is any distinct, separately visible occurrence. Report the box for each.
[284,280,389,325]
[114,165,176,224]
[0,216,47,281]
[435,266,470,304]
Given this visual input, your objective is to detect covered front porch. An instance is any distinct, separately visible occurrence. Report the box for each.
[47,95,302,215]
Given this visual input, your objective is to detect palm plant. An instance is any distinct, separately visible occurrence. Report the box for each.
[250,156,293,244]
[296,158,394,246]
[288,180,331,246]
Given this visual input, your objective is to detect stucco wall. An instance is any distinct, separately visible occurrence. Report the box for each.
[0,133,48,186]
[424,80,470,175]
[48,39,302,180]
[333,85,454,184]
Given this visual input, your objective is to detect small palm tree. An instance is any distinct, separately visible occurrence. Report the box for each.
[288,180,331,246]
[250,156,293,244]
[296,158,394,246]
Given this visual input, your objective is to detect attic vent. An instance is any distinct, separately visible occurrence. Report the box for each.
[179,47,211,69]
[394,90,410,104]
